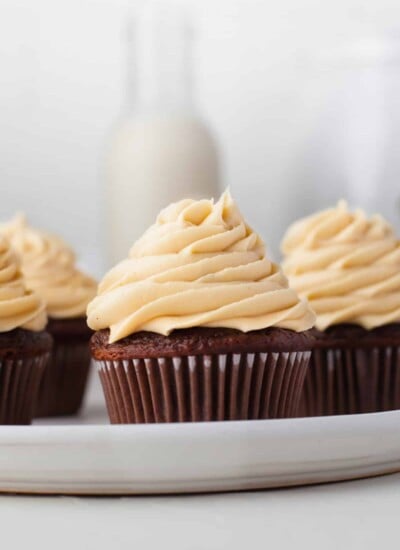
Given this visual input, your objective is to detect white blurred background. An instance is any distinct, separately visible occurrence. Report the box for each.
[2,0,400,277]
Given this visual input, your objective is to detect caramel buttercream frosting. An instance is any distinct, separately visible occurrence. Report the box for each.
[0,235,47,332]
[282,200,400,331]
[87,191,315,343]
[0,215,96,319]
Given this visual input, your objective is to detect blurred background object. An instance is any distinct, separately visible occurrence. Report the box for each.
[106,1,220,264]
[1,0,400,275]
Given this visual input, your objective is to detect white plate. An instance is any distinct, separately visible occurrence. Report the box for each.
[0,377,399,495]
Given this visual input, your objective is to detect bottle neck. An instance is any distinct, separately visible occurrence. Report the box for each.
[126,3,194,114]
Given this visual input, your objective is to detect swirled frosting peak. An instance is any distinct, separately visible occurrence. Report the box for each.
[281,200,400,330]
[0,215,97,319]
[0,235,47,332]
[87,190,315,342]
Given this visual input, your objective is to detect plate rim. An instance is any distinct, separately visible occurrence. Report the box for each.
[0,409,399,495]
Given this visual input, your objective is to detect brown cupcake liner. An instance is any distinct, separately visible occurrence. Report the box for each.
[35,341,91,417]
[0,353,49,424]
[95,350,311,424]
[299,345,400,416]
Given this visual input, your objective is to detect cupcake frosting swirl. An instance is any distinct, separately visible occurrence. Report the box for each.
[0,235,47,332]
[281,200,400,330]
[0,215,97,319]
[87,191,315,342]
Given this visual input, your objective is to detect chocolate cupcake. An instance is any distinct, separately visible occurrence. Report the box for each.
[87,191,315,424]
[0,236,52,424]
[0,215,96,416]
[282,200,400,416]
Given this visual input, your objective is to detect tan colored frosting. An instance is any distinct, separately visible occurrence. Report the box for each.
[0,215,97,319]
[281,200,400,330]
[0,235,47,332]
[87,191,315,343]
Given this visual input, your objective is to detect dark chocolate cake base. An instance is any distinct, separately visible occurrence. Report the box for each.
[91,326,315,359]
[92,327,314,424]
[35,317,92,418]
[0,329,52,424]
[299,323,400,416]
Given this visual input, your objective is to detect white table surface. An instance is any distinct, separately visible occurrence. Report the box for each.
[2,375,399,549]
[1,473,399,549]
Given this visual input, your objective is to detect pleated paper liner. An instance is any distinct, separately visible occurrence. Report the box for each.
[96,350,311,424]
[299,346,400,416]
[0,353,49,425]
[36,340,91,417]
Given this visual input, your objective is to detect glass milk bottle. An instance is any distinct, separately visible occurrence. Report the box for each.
[106,2,220,265]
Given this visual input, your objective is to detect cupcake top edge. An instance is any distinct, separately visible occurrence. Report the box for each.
[281,200,400,331]
[0,235,47,332]
[0,213,97,320]
[87,190,316,343]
